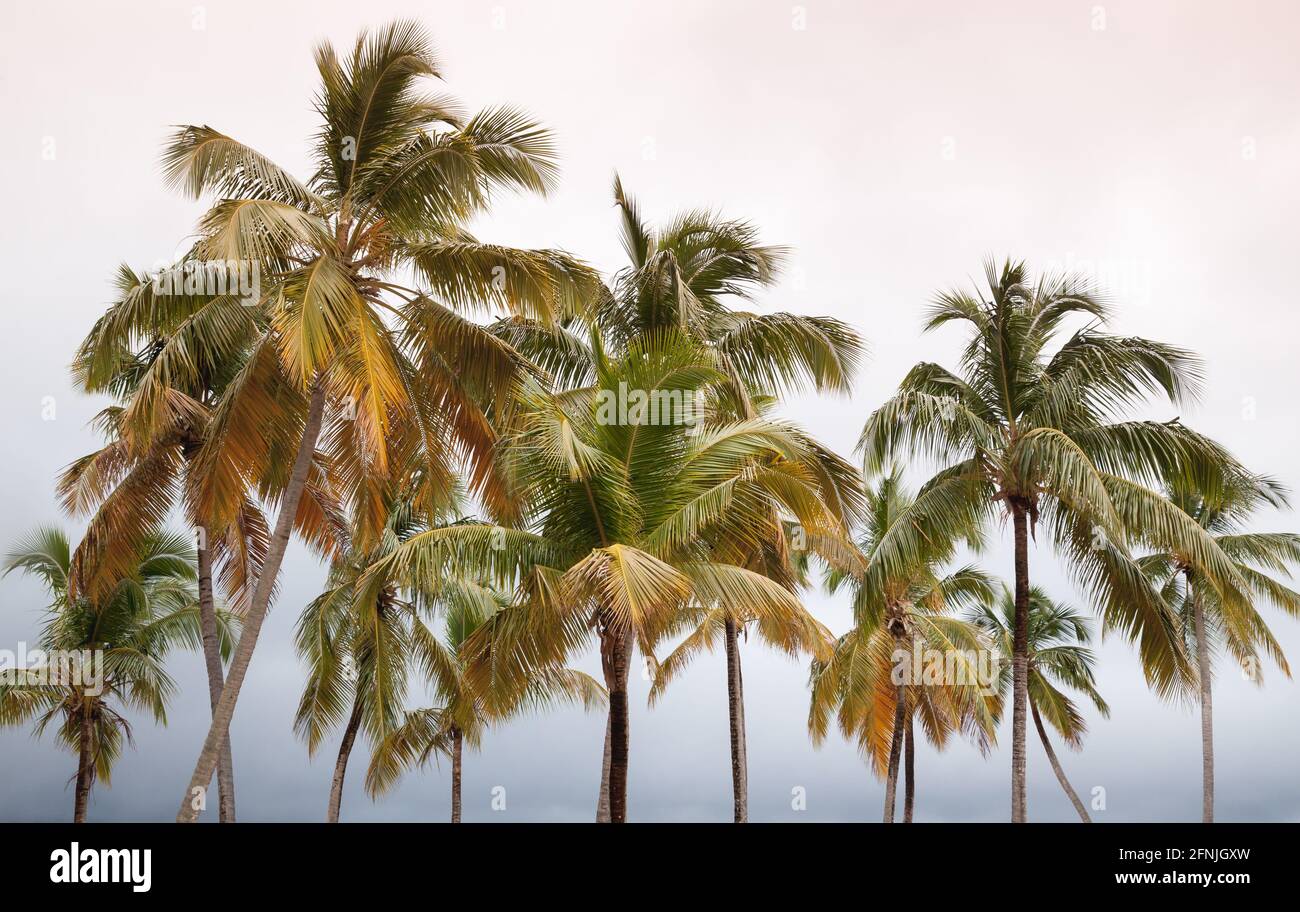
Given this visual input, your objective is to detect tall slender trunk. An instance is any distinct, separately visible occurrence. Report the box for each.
[1010,504,1031,823]
[196,543,236,823]
[723,616,749,823]
[1189,575,1214,823]
[595,716,611,822]
[903,711,915,823]
[1031,701,1091,822]
[600,625,632,823]
[736,630,749,810]
[882,683,906,823]
[326,695,364,823]
[176,379,328,822]
[450,726,463,824]
[73,702,94,823]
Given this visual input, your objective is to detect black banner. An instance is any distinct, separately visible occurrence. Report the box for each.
[1,822,1281,897]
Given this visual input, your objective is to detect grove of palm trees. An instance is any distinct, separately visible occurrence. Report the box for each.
[2,8,1298,840]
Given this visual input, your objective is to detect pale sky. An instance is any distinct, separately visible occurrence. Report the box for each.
[2,0,1298,821]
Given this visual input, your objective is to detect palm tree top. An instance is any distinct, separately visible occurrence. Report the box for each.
[969,585,1109,746]
[1166,470,1290,539]
[1140,469,1300,685]
[855,257,1263,698]
[597,175,864,400]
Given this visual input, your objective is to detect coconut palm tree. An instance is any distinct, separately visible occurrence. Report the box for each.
[1138,471,1300,822]
[858,257,1249,821]
[162,20,600,821]
[492,176,864,821]
[361,327,859,822]
[294,484,484,823]
[0,528,234,822]
[969,585,1108,822]
[808,472,1000,822]
[58,391,247,824]
[294,497,423,823]
[60,273,347,822]
[365,579,605,821]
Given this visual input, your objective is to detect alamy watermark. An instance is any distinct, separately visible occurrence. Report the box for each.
[0,644,104,696]
[891,642,1000,696]
[50,842,151,892]
[150,258,260,305]
[595,382,707,429]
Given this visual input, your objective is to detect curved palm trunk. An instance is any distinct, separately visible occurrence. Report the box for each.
[1010,505,1032,823]
[326,695,364,823]
[903,711,915,823]
[73,703,94,824]
[196,543,236,823]
[1189,577,1214,823]
[882,683,906,823]
[723,616,749,823]
[1030,702,1091,822]
[595,716,612,822]
[599,625,633,823]
[451,726,463,824]
[176,379,328,822]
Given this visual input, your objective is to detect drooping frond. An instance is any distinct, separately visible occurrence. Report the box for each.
[162,125,319,208]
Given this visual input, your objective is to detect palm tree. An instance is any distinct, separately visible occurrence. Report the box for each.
[365,579,605,821]
[808,472,1000,822]
[162,20,599,821]
[363,327,859,822]
[294,486,489,823]
[1,528,234,822]
[58,396,244,824]
[858,258,1248,821]
[493,177,864,821]
[59,269,348,822]
[969,585,1108,822]
[293,497,429,823]
[1138,471,1300,822]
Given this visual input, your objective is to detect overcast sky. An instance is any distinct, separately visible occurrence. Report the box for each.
[2,0,1298,822]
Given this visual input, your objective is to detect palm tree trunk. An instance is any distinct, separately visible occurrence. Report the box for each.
[723,616,749,823]
[882,683,906,822]
[73,702,94,823]
[451,726,463,824]
[327,695,364,823]
[1189,575,1214,823]
[176,378,328,822]
[600,625,633,823]
[1031,701,1091,822]
[1010,504,1032,823]
[903,711,915,823]
[196,542,236,823]
[736,633,749,811]
[595,716,611,822]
